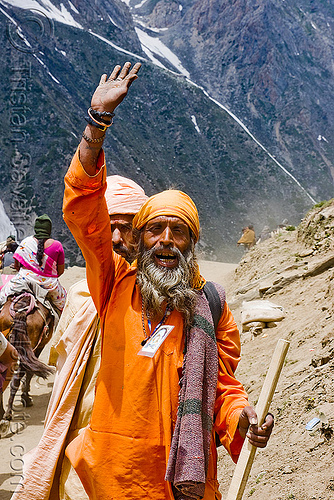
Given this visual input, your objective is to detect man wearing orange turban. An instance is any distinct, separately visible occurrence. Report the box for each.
[61,62,274,500]
[133,189,200,241]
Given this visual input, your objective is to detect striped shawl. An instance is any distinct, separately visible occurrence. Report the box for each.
[165,283,225,499]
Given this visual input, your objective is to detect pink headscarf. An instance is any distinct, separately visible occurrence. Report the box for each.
[105,175,148,215]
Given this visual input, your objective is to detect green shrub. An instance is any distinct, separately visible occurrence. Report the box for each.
[313,200,330,209]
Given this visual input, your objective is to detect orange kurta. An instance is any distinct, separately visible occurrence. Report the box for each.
[63,149,249,500]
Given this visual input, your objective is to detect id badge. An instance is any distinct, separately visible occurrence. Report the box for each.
[138,325,174,358]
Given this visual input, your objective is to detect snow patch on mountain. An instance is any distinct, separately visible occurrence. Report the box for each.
[108,13,122,30]
[89,30,146,61]
[34,54,60,83]
[134,17,168,33]
[135,27,190,77]
[1,0,82,29]
[134,0,149,9]
[191,115,200,134]
[68,1,78,15]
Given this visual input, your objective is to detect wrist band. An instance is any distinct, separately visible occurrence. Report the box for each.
[82,131,105,143]
[88,108,113,129]
[87,110,111,131]
[89,107,115,120]
[85,115,107,131]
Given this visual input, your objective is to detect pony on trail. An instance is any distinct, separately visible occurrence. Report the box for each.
[0,292,55,432]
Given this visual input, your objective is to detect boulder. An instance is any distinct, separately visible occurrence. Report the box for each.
[242,321,266,332]
[241,299,285,326]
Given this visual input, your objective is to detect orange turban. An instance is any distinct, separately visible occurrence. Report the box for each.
[132,190,200,242]
[105,175,148,215]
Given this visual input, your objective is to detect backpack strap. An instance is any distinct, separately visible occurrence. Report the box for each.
[203,280,226,448]
[203,281,222,332]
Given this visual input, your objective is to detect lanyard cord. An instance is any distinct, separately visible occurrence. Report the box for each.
[141,300,171,346]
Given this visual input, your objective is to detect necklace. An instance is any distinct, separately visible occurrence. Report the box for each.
[141,300,171,346]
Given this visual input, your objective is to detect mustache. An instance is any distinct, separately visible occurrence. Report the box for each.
[136,239,198,328]
[113,242,130,255]
[137,242,192,275]
[151,245,181,259]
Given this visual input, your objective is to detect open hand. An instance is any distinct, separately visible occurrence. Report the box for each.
[90,62,141,114]
[238,406,274,448]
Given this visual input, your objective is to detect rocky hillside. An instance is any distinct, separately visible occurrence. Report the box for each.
[134,0,334,202]
[217,199,334,499]
[0,0,332,265]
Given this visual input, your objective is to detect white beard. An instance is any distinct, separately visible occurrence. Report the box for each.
[136,241,198,329]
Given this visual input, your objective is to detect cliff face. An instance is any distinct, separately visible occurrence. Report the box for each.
[0,0,330,264]
[135,0,334,200]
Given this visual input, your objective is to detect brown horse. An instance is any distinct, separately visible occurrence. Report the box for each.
[0,292,55,430]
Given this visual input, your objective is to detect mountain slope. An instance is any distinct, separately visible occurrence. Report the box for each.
[133,0,334,201]
[0,1,319,264]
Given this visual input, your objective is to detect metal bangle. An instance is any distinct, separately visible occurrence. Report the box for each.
[82,131,105,143]
[87,109,112,130]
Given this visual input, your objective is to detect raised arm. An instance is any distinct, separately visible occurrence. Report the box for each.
[63,62,141,317]
[79,62,141,174]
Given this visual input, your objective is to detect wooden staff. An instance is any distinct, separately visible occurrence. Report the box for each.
[226,338,290,500]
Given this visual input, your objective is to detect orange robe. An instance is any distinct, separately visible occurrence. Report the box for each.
[63,149,249,500]
[237,229,256,247]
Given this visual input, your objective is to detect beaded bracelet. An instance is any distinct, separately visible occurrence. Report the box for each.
[82,131,105,143]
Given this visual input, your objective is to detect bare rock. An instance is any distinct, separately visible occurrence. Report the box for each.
[258,282,273,295]
[264,272,301,294]
[242,321,266,332]
[311,346,334,368]
[298,249,314,258]
[303,256,334,278]
[321,332,334,348]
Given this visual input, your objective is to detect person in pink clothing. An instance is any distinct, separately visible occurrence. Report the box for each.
[0,214,67,312]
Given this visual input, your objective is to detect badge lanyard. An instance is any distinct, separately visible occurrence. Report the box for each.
[141,305,171,346]
[138,325,174,358]
[139,303,173,357]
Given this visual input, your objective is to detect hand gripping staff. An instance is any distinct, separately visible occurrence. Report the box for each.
[226,338,290,500]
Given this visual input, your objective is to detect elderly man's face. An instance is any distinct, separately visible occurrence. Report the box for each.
[110,214,136,262]
[142,216,191,268]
